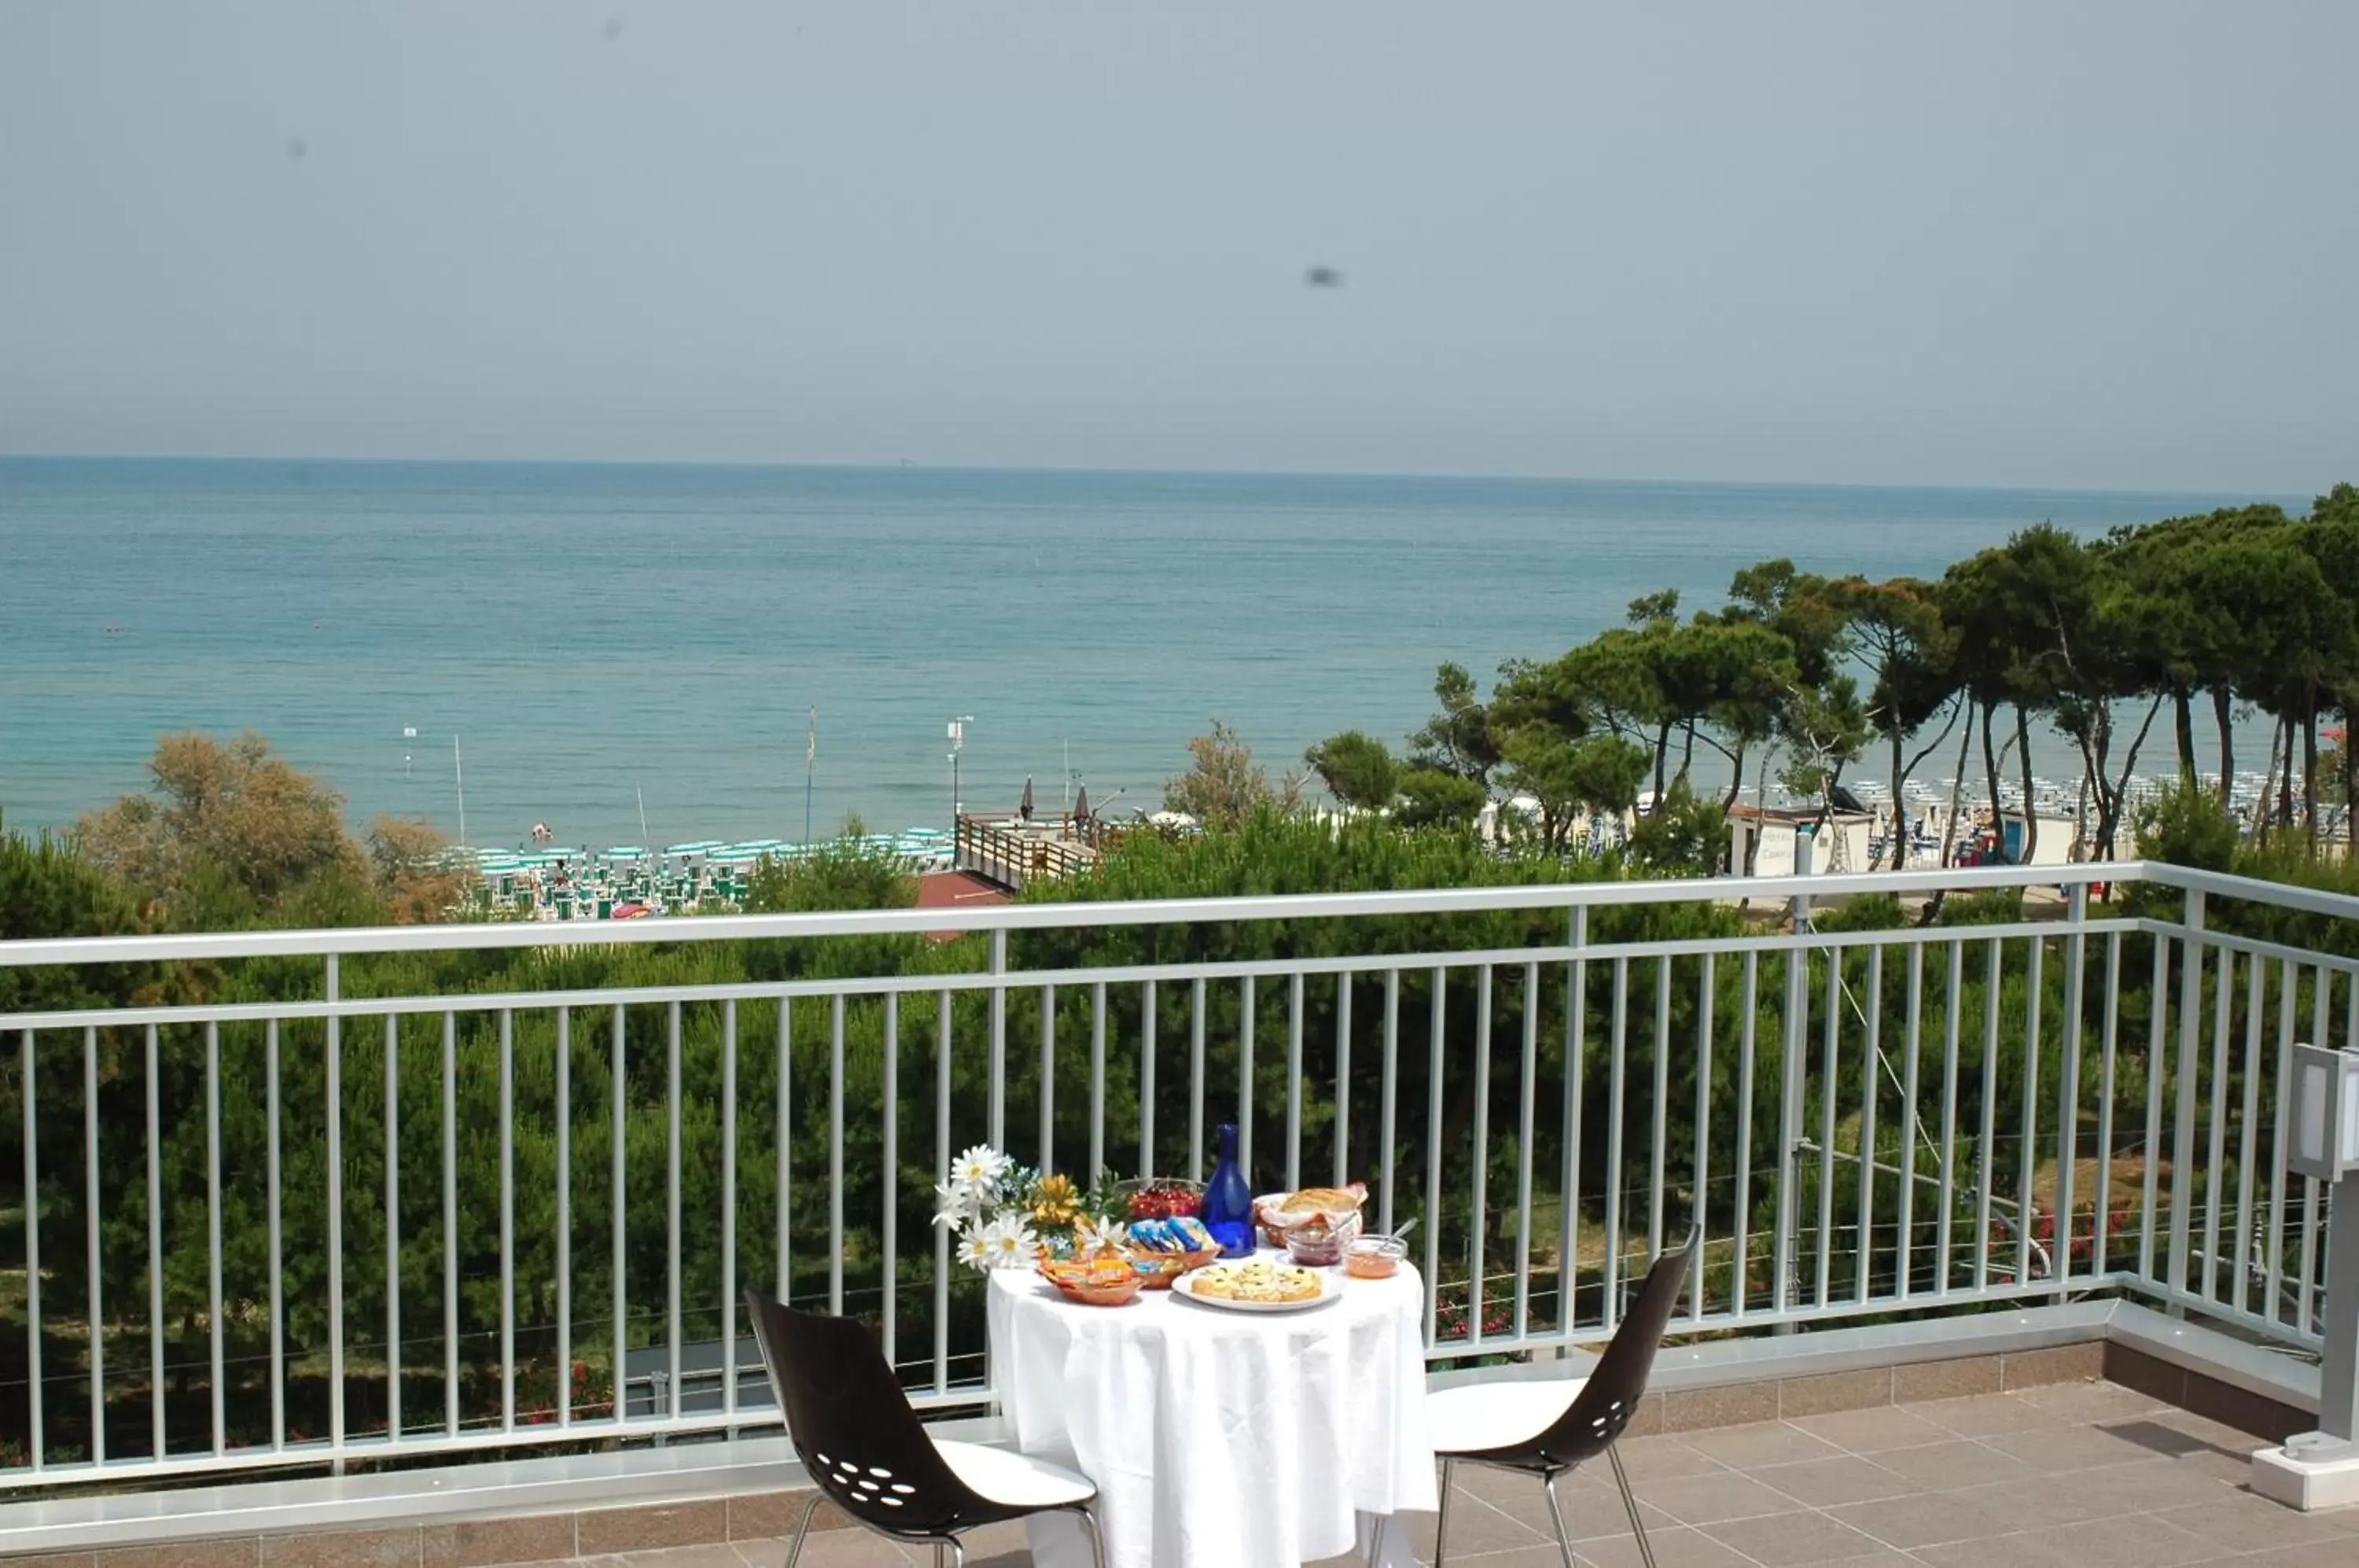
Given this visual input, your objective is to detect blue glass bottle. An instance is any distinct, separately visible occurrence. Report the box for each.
[1204,1122,1255,1257]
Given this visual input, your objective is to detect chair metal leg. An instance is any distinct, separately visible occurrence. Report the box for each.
[1434,1457,1457,1567]
[945,1539,966,1568]
[1541,1472,1579,1568]
[1607,1442,1658,1568]
[782,1490,824,1568]
[1073,1505,1107,1568]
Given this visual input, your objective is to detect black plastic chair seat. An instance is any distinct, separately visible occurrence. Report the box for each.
[745,1290,1104,1566]
[1426,1232,1698,1568]
[1433,1232,1695,1472]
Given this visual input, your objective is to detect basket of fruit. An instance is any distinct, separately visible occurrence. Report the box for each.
[1114,1177,1206,1221]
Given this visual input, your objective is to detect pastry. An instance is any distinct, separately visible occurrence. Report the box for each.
[1187,1261,1323,1304]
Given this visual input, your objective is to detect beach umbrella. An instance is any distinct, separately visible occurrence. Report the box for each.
[1073,782,1091,830]
[1020,776,1035,821]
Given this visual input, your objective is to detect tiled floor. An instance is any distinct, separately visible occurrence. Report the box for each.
[510,1381,2359,1566]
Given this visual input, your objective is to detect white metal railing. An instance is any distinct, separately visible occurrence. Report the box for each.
[0,859,2353,1491]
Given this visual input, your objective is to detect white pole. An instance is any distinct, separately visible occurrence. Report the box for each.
[948,716,973,825]
[452,736,467,847]
[637,783,650,846]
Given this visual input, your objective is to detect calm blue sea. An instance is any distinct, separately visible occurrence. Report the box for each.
[0,459,2277,850]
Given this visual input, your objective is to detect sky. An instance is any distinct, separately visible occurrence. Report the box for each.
[2,2,2355,492]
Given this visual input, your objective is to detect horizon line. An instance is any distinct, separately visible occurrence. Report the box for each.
[0,450,2299,503]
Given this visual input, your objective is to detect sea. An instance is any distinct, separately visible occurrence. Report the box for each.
[0,458,2285,852]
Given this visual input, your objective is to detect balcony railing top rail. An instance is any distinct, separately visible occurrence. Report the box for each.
[9,858,2317,970]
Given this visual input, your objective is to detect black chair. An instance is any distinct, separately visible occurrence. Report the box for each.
[1423,1231,1698,1568]
[743,1289,1106,1567]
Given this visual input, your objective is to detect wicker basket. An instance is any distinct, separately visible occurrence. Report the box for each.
[1127,1245,1224,1290]
[1037,1253,1146,1307]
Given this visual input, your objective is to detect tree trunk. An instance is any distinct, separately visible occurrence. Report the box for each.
[1651,723,1671,810]
[1941,714,1973,870]
[1922,718,1976,925]
[1723,745,1747,813]
[1889,703,1965,873]
[2257,717,2284,848]
[1816,761,1850,870]
[1680,720,1696,781]
[1978,700,2004,863]
[2281,714,2297,830]
[2303,703,2320,855]
[2098,694,2165,866]
[2015,705,2039,866]
[1888,730,1908,870]
[1744,742,1779,876]
[2075,771,2091,862]
[2069,705,2107,867]
[2211,686,2235,800]
[2172,685,2195,784]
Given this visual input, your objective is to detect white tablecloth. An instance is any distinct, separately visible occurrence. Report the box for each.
[986,1254,1437,1568]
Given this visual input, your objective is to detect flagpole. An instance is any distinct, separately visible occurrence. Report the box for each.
[804,706,817,845]
[452,735,466,847]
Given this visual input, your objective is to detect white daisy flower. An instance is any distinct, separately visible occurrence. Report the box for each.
[932,1182,981,1231]
[956,1235,990,1271]
[977,1212,1039,1269]
[951,1143,1013,1194]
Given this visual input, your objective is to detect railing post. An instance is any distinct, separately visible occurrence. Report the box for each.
[2055,883,2087,1297]
[325,953,345,1472]
[2169,889,2204,1310]
[988,929,1007,1150]
[1774,888,1809,1334]
[1558,904,1586,1350]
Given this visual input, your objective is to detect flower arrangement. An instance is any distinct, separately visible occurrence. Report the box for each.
[934,1143,1126,1272]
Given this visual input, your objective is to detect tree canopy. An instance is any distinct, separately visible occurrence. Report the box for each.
[1298,486,2358,870]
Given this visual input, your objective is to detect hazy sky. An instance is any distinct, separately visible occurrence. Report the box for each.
[4,2,2354,491]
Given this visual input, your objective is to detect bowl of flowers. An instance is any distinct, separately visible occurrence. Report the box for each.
[934,1144,1136,1269]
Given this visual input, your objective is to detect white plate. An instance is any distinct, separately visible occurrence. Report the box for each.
[1172,1266,1345,1313]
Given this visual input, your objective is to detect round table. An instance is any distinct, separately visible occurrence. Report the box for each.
[985,1254,1437,1568]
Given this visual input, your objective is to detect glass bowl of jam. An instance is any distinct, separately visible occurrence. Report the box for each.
[1343,1233,1408,1279]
